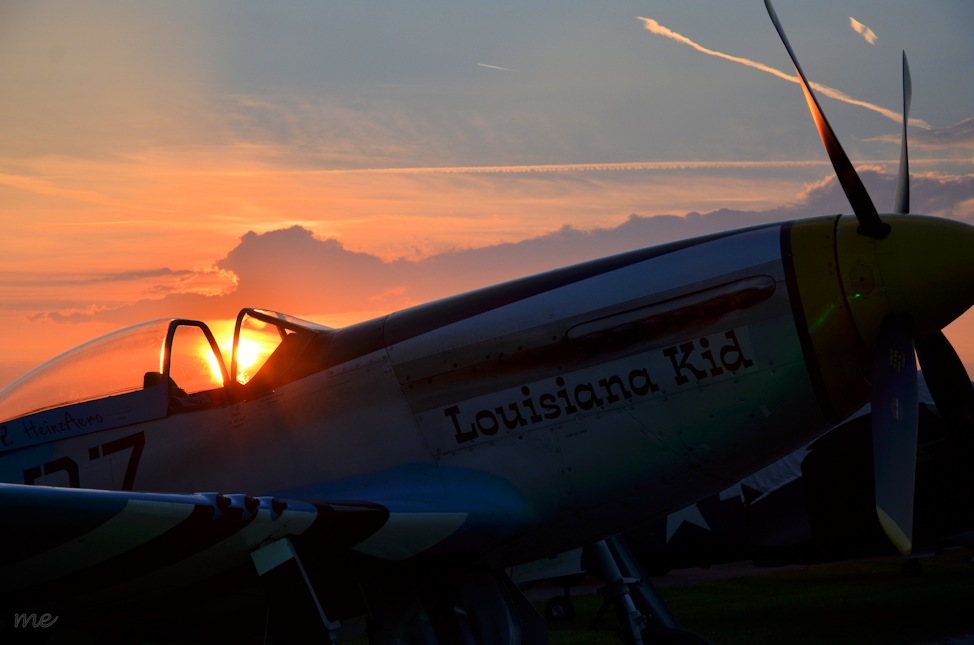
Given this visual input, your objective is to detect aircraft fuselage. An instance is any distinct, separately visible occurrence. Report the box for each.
[4,216,862,567]
[6,212,973,568]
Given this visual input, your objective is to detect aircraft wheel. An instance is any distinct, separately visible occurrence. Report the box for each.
[642,626,712,644]
[544,595,575,621]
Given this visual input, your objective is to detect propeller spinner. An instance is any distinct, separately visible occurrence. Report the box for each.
[765,0,974,555]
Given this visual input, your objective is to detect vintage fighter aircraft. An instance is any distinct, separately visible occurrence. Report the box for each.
[2,2,974,643]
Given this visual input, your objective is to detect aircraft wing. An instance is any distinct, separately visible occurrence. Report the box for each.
[0,482,389,606]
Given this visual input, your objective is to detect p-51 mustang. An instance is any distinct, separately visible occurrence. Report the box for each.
[2,2,974,643]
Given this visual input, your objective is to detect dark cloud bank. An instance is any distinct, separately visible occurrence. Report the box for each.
[35,168,974,327]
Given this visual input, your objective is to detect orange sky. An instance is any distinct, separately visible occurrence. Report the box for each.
[3,156,973,390]
[1,1,973,390]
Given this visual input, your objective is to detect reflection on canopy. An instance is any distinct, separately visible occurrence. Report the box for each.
[231,309,332,386]
[0,320,171,423]
[0,309,332,424]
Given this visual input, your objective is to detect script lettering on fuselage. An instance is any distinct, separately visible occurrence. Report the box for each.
[20,411,106,441]
[443,327,755,444]
[0,411,110,453]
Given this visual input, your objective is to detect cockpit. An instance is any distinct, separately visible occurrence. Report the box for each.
[0,309,332,433]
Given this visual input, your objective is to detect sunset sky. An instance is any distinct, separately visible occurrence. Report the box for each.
[2,1,973,389]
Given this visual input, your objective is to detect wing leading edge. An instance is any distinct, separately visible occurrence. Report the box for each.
[0,483,389,607]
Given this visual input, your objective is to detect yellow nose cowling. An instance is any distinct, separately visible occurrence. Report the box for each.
[786,214,974,425]
[838,214,974,351]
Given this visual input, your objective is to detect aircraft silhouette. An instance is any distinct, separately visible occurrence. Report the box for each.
[2,2,973,643]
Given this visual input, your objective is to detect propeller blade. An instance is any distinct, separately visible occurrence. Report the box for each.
[871,314,918,555]
[916,331,974,426]
[893,52,912,214]
[764,0,889,239]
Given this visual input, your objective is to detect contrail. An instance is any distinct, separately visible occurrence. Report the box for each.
[478,63,513,71]
[637,16,929,129]
[849,17,878,45]
[239,160,831,176]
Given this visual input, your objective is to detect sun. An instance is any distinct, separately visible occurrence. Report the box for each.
[236,338,260,378]
[234,337,278,384]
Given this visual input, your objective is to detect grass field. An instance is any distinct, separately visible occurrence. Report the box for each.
[544,549,974,644]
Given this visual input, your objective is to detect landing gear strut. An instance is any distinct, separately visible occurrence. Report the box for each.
[589,536,710,645]
[252,538,342,644]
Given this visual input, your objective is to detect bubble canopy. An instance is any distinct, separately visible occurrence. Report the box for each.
[0,319,228,424]
[0,309,338,429]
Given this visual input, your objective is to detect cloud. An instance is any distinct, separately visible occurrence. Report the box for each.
[12,268,193,288]
[25,166,973,328]
[291,159,827,176]
[636,16,929,129]
[217,227,392,306]
[13,266,238,324]
[27,305,116,325]
[911,118,974,151]
[795,166,974,219]
[849,17,878,45]
[26,215,779,326]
